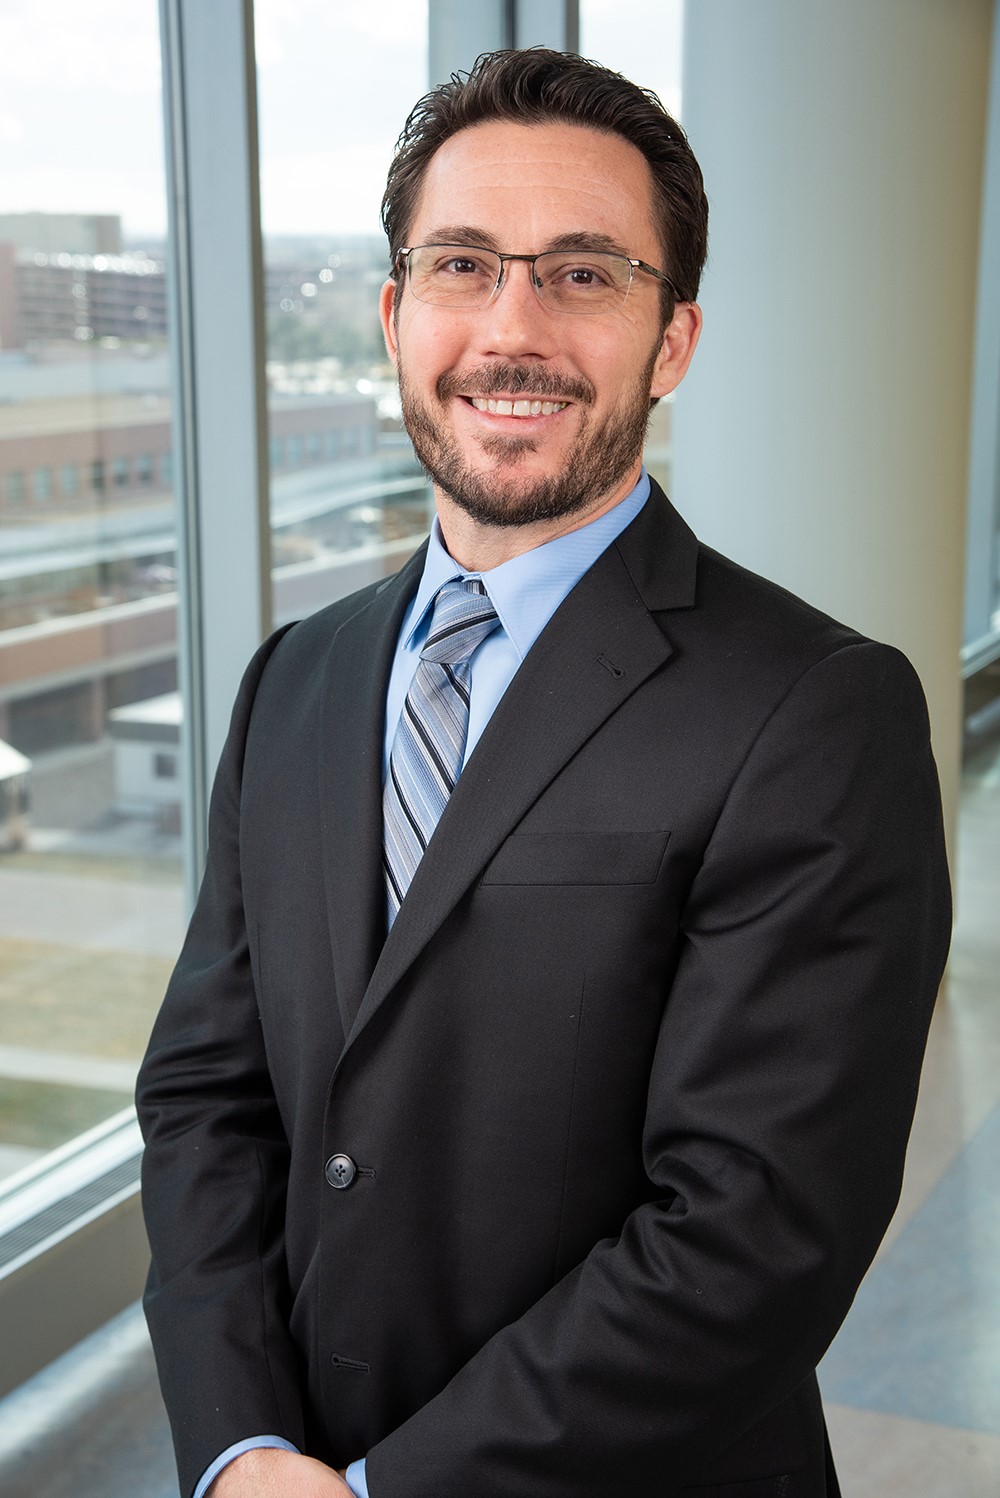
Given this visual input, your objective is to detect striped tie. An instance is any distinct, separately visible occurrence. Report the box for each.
[383,578,500,926]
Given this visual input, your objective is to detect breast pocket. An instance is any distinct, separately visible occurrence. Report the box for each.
[481,830,671,886]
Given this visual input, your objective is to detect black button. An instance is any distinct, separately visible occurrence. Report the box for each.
[325,1153,357,1189]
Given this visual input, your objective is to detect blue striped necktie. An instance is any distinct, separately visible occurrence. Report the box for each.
[383,578,500,926]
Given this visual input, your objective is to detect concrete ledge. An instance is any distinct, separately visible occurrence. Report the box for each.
[0,1302,178,1498]
[0,1111,148,1398]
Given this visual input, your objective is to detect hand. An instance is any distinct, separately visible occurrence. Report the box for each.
[209,1448,354,1496]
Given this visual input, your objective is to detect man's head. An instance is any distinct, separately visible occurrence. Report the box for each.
[378,50,707,555]
[382,49,708,312]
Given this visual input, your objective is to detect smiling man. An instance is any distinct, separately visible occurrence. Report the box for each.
[384,119,693,549]
[137,49,951,1498]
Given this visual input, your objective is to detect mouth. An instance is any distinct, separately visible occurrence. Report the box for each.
[467,396,569,417]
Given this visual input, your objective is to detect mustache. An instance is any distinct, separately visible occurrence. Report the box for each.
[437,363,595,405]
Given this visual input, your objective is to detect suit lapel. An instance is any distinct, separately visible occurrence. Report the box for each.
[318,547,425,1038]
[341,486,700,1055]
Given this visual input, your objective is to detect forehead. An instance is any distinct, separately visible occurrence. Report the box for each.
[409,118,660,255]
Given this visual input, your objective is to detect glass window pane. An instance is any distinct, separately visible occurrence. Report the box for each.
[255,0,432,623]
[580,0,685,498]
[0,0,185,1184]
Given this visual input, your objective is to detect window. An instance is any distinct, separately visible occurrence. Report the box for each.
[0,0,577,1403]
[580,0,684,498]
[0,0,183,1390]
[255,0,432,628]
[963,22,1000,674]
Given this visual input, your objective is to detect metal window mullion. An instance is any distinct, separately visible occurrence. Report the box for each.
[429,2,512,85]
[512,0,578,52]
[963,0,1000,659]
[160,0,271,905]
[428,1,579,91]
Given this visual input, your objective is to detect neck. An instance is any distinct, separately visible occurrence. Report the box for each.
[434,471,640,572]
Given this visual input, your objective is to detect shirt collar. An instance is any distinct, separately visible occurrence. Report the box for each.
[403,470,650,662]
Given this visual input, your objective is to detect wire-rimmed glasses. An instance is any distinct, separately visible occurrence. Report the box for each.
[396,244,678,316]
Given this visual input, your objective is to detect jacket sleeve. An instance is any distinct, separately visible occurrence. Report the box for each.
[136,627,305,1498]
[364,641,952,1498]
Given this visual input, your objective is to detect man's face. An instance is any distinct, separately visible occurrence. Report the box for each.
[379,119,699,532]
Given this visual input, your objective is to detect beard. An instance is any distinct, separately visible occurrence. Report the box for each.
[397,352,659,529]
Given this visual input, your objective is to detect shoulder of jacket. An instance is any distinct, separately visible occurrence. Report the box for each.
[694,543,872,657]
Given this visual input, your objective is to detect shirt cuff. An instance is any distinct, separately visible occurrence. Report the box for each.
[346,1458,369,1497]
[193,1436,300,1498]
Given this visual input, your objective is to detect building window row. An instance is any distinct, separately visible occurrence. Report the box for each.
[2,454,171,506]
[269,424,375,470]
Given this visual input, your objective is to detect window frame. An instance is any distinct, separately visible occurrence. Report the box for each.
[962,0,1000,677]
[0,0,271,1392]
[0,0,581,1400]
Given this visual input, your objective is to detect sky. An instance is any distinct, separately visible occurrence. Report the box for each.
[0,0,682,242]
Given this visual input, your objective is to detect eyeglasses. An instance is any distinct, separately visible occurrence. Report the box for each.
[395,244,679,317]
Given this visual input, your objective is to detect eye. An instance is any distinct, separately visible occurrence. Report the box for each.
[431,251,494,279]
[565,265,606,286]
[540,255,617,292]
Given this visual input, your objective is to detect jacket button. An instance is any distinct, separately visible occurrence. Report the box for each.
[325,1153,357,1190]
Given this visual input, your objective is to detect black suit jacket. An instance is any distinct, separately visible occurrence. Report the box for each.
[137,482,951,1498]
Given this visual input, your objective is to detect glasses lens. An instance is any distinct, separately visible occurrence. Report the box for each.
[407,246,502,307]
[533,251,632,314]
[402,246,635,315]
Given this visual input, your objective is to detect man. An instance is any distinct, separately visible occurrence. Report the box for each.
[137,48,951,1498]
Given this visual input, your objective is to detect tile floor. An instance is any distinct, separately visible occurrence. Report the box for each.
[820,724,1000,1496]
[0,728,997,1498]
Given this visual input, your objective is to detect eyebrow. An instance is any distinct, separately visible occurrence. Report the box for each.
[415,226,634,258]
[544,232,634,257]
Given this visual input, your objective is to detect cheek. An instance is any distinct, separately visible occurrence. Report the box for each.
[572,327,652,386]
[398,311,469,381]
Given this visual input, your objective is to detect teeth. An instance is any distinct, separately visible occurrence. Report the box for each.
[470,397,568,416]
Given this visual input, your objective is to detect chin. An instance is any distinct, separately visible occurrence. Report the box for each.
[443,470,602,529]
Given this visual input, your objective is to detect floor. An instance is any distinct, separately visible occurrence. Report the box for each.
[820,719,1000,1495]
[0,728,997,1498]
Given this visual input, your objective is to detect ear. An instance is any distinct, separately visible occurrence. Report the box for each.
[649,301,703,401]
[379,278,400,367]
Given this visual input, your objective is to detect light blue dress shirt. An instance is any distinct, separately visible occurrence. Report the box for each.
[193,472,650,1498]
[383,471,649,775]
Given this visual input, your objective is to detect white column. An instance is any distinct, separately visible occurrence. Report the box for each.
[673,0,994,846]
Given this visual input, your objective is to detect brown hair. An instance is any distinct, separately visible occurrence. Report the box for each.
[381,48,708,310]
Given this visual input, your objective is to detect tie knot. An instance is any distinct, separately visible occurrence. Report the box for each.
[421,578,500,666]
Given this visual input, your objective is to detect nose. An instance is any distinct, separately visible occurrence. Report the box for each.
[476,258,557,359]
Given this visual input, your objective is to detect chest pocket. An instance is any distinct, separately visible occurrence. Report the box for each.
[482,830,670,886]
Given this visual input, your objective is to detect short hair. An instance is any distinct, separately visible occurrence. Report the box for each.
[382,48,709,310]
